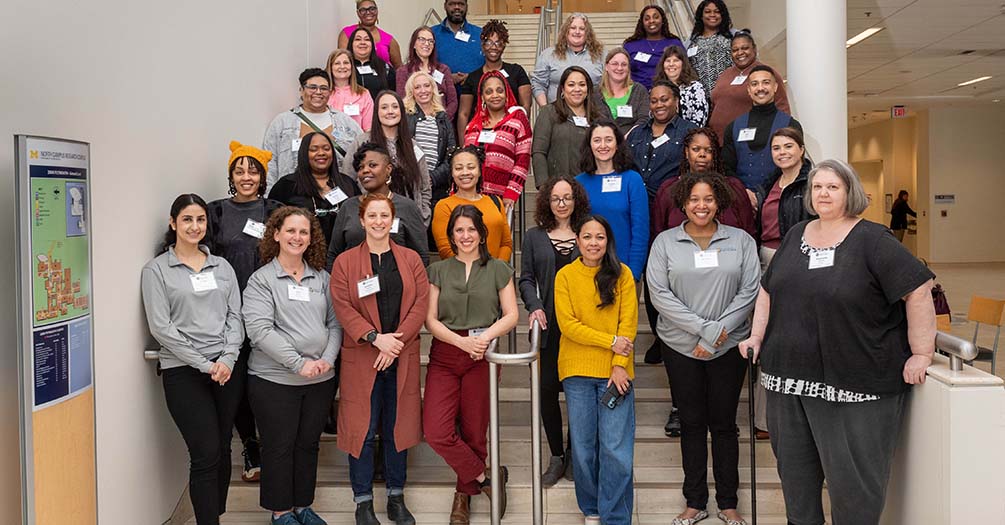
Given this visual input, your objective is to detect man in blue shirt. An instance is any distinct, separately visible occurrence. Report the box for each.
[432,0,484,89]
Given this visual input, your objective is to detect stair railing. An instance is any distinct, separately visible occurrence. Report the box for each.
[486,319,543,525]
[937,330,979,371]
[422,7,442,27]
[656,0,697,43]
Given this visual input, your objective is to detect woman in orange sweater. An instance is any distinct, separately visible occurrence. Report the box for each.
[431,145,513,261]
[554,214,638,525]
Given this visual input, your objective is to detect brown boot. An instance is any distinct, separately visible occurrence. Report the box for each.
[480,466,509,519]
[449,492,470,525]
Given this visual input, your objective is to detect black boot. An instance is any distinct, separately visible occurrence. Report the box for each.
[354,500,381,525]
[386,494,416,525]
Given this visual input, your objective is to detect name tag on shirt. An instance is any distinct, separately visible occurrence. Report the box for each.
[243,219,266,239]
[288,284,311,302]
[738,128,757,142]
[500,69,510,78]
[455,31,471,42]
[602,175,622,193]
[357,275,381,297]
[687,47,698,58]
[190,272,218,292]
[292,137,302,152]
[478,130,497,144]
[633,51,651,63]
[413,143,425,160]
[356,65,375,75]
[343,104,360,116]
[694,250,719,268]
[572,116,589,127]
[431,69,445,84]
[808,250,835,269]
[469,327,488,337]
[324,187,349,205]
[731,75,748,86]
[616,105,633,118]
[651,134,670,148]
[390,217,401,234]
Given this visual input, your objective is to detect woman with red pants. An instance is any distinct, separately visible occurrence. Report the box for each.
[423,205,519,525]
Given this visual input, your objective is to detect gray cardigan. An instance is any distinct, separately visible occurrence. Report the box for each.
[325,193,429,269]
[531,103,614,188]
[518,227,580,342]
[531,46,605,103]
[646,223,760,359]
[594,82,650,137]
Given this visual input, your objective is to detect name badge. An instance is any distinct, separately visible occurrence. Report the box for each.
[292,137,302,152]
[190,272,218,292]
[808,250,835,269]
[602,175,622,193]
[478,130,497,143]
[356,65,374,75]
[323,187,348,205]
[694,250,719,268]
[469,327,488,337]
[616,105,633,118]
[431,69,445,84]
[731,74,748,86]
[357,275,381,297]
[651,134,670,148]
[343,104,360,116]
[633,51,651,63]
[738,128,757,142]
[572,116,589,127]
[499,69,510,78]
[390,217,401,234]
[288,284,311,302]
[243,218,266,239]
[413,143,425,160]
[687,47,698,58]
[455,31,471,42]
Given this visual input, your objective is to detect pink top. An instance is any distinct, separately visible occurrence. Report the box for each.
[760,181,783,248]
[328,86,374,132]
[342,24,393,64]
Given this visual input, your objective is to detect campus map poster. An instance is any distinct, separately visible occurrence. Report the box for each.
[19,137,94,409]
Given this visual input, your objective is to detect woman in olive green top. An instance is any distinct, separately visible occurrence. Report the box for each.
[422,205,519,524]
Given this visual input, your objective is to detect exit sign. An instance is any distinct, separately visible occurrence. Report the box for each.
[891,105,907,118]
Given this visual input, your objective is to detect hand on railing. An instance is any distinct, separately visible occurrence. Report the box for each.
[486,320,540,363]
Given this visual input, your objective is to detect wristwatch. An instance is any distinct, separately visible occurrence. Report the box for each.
[365,330,378,344]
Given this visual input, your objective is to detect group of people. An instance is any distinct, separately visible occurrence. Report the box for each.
[140,2,939,525]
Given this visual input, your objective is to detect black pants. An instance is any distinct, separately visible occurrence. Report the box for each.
[162,363,244,525]
[249,375,336,511]
[645,279,677,410]
[767,390,907,525]
[233,342,257,443]
[665,347,747,510]
[539,337,567,457]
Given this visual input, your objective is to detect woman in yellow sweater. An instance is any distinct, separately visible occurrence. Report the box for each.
[554,214,638,525]
[431,146,513,261]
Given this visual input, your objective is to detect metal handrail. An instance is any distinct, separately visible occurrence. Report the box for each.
[656,0,697,43]
[936,330,979,371]
[144,348,158,360]
[486,320,543,525]
[422,7,442,27]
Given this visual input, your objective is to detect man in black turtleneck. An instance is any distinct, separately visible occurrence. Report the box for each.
[722,64,802,197]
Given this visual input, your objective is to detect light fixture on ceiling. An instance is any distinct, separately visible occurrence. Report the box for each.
[846,27,884,48]
[957,76,992,87]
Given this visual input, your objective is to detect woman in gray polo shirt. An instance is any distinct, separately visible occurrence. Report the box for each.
[242,206,342,525]
[141,194,244,525]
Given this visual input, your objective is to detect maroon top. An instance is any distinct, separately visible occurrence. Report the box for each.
[651,173,757,241]
[760,181,783,248]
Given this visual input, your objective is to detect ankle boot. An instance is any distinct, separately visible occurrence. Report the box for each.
[354,500,380,525]
[448,492,470,525]
[386,494,416,525]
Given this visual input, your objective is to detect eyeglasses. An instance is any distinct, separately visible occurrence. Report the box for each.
[357,6,378,14]
[416,36,435,45]
[550,196,574,205]
[303,84,331,93]
[483,39,505,49]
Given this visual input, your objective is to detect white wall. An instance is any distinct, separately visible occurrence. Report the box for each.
[0,0,349,522]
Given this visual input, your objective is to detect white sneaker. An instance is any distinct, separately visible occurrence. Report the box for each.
[584,516,601,525]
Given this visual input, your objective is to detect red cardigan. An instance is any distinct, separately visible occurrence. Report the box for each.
[651,174,756,241]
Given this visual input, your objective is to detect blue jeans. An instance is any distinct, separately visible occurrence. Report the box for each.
[348,363,407,501]
[563,376,635,524]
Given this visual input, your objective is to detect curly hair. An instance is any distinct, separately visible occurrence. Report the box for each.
[653,45,700,86]
[258,206,327,271]
[689,0,733,40]
[624,5,679,44]
[480,19,509,44]
[227,156,267,197]
[671,171,734,217]
[447,145,485,193]
[554,13,604,62]
[679,127,724,177]
[534,175,590,231]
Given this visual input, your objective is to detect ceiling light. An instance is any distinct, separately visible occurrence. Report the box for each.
[846,27,884,48]
[957,76,992,87]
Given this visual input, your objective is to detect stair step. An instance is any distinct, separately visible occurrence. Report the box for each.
[202,511,794,524]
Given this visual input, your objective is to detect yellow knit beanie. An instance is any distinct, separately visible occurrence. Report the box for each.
[227,141,273,175]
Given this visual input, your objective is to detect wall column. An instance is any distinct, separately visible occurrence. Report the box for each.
[786,0,847,161]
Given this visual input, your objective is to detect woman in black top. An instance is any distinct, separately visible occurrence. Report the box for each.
[518,175,589,486]
[269,132,360,248]
[889,190,916,242]
[740,159,936,525]
[349,25,396,102]
[207,141,283,483]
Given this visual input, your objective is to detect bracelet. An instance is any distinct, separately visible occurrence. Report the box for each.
[611,335,618,349]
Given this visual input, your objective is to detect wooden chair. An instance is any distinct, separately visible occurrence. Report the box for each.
[936,314,952,332]
[967,296,1005,375]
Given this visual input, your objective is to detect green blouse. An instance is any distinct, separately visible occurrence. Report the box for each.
[428,257,513,331]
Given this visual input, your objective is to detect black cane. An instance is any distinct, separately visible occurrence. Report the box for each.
[748,352,757,525]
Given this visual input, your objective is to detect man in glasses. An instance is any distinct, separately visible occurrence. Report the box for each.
[456,18,533,138]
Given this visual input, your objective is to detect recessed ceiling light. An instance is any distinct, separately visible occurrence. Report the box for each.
[994,99,1001,103]
[846,27,884,48]
[957,76,992,87]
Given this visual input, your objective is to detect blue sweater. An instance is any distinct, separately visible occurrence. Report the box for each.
[576,169,650,280]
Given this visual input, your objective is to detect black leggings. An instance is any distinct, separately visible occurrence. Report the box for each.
[539,339,568,458]
[644,278,677,410]
[233,343,256,443]
[162,362,244,525]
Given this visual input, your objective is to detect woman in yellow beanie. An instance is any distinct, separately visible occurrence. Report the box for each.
[206,141,284,484]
